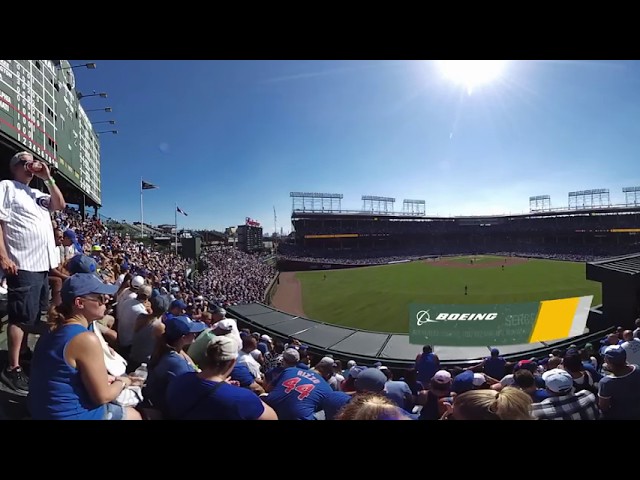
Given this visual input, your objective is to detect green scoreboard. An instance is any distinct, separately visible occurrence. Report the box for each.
[0,60,101,205]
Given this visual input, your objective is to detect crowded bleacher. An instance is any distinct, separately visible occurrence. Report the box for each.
[3,151,640,420]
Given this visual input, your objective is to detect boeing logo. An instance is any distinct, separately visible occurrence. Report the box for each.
[416,310,437,326]
[416,310,498,325]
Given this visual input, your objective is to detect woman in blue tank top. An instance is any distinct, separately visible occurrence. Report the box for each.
[28,273,143,420]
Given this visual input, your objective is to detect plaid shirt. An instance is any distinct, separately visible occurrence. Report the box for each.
[531,390,601,420]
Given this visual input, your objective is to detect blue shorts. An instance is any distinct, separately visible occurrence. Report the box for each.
[104,403,127,421]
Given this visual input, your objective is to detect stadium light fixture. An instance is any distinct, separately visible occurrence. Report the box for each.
[84,107,113,113]
[59,62,96,70]
[92,120,116,125]
[96,130,118,135]
[77,90,108,100]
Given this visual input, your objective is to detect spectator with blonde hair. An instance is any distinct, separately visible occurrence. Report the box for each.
[441,387,533,420]
[335,393,411,420]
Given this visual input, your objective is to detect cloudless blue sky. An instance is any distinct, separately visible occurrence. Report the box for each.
[72,60,640,233]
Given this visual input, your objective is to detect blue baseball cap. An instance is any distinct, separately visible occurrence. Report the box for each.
[451,370,474,394]
[63,229,77,241]
[604,346,627,365]
[355,368,387,393]
[164,315,206,342]
[61,273,117,305]
[67,255,99,275]
[490,348,500,356]
[170,299,187,310]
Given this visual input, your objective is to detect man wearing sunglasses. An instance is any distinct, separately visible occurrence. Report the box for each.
[0,151,66,394]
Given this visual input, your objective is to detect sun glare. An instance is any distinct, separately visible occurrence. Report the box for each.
[437,60,507,94]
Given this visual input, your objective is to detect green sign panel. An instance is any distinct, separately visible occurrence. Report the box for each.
[409,302,539,346]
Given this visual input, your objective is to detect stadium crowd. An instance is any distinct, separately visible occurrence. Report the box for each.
[192,246,275,306]
[2,150,640,420]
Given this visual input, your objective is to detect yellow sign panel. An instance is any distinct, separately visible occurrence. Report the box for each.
[304,234,359,239]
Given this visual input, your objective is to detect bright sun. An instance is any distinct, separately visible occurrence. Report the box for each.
[437,60,507,94]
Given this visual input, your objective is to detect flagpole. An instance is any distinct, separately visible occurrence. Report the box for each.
[140,177,144,239]
[175,203,178,256]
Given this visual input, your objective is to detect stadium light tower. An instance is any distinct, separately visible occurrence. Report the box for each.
[77,90,108,100]
[59,63,97,70]
[92,120,116,126]
[96,130,118,135]
[85,107,113,113]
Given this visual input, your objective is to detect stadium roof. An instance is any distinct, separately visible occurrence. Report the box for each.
[227,303,610,368]
[587,253,640,277]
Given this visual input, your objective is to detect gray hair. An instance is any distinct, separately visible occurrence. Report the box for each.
[9,151,32,168]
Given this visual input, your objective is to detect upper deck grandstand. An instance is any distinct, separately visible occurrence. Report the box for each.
[286,195,640,259]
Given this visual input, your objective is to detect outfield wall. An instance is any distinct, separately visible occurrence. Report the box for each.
[278,259,364,272]
[263,272,280,305]
[277,257,434,272]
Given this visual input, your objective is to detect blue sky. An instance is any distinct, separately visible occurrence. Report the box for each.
[72,60,640,233]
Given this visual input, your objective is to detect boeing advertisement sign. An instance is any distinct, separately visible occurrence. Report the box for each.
[409,296,593,346]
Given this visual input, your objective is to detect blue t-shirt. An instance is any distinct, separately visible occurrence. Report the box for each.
[583,362,602,382]
[483,356,506,379]
[598,366,640,420]
[384,381,413,410]
[265,366,284,387]
[530,389,551,403]
[145,351,196,414]
[28,324,105,420]
[416,353,438,384]
[231,363,255,388]
[266,367,333,420]
[166,372,265,420]
[322,391,352,420]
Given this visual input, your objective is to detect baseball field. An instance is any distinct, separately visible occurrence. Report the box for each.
[271,256,602,333]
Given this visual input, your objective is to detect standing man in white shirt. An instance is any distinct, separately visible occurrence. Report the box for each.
[621,330,640,367]
[0,151,66,394]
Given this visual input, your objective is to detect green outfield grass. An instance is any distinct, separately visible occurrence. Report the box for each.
[296,256,602,333]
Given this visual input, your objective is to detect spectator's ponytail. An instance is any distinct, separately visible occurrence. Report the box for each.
[47,303,73,331]
[452,387,534,420]
[115,272,132,299]
[490,387,534,420]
